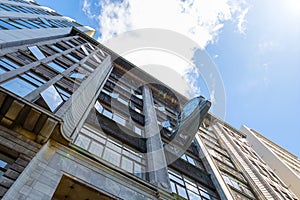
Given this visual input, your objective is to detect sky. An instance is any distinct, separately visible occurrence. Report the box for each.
[36,0,300,157]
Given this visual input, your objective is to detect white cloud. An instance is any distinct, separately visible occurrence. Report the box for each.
[82,0,96,19]
[82,0,249,98]
[83,0,250,47]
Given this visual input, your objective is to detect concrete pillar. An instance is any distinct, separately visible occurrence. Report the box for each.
[143,86,171,192]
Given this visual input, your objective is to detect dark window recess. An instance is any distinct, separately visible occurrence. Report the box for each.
[34,65,58,79]
[57,56,74,67]
[129,108,145,126]
[39,45,58,56]
[18,49,38,62]
[7,51,33,65]
[56,77,79,93]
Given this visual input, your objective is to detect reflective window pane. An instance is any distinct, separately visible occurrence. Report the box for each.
[0,58,20,70]
[66,54,80,63]
[47,61,66,72]
[75,134,90,150]
[177,185,188,198]
[40,85,63,112]
[94,101,103,113]
[103,148,121,166]
[81,45,89,56]
[121,157,133,173]
[102,109,113,119]
[113,113,126,126]
[70,73,85,79]
[28,46,46,60]
[51,45,64,53]
[188,191,201,200]
[0,20,18,30]
[1,77,36,97]
[89,141,104,157]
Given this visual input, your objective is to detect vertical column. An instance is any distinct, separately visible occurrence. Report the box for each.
[143,86,171,191]
[59,56,112,139]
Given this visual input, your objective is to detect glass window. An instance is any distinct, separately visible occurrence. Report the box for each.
[121,157,134,173]
[134,126,142,135]
[158,106,165,111]
[110,93,119,99]
[94,101,103,113]
[162,120,171,128]
[39,18,51,27]
[117,97,128,105]
[28,46,46,60]
[7,21,28,29]
[188,191,201,200]
[0,58,20,71]
[102,109,113,119]
[93,55,102,63]
[56,86,71,101]
[81,63,95,72]
[76,134,90,150]
[103,148,121,166]
[0,67,6,75]
[21,72,46,87]
[75,125,146,179]
[51,45,64,53]
[47,61,66,73]
[113,113,126,126]
[66,54,80,63]
[40,85,63,112]
[89,141,104,157]
[81,45,89,56]
[70,73,85,79]
[0,19,18,30]
[1,77,36,97]
[177,185,188,198]
[169,170,219,200]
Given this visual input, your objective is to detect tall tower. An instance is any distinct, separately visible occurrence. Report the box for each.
[0,0,298,200]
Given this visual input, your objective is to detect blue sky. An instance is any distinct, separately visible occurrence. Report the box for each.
[36,0,300,157]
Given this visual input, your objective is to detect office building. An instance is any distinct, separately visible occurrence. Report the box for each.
[0,0,298,199]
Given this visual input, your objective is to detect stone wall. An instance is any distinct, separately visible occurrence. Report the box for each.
[0,126,41,198]
[3,140,173,200]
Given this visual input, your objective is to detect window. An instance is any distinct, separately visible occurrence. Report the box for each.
[1,77,36,97]
[181,154,204,169]
[47,61,66,73]
[28,46,46,60]
[169,170,219,200]
[66,54,81,63]
[40,85,63,112]
[0,19,18,30]
[14,19,38,29]
[222,173,255,198]
[162,120,171,128]
[70,72,85,80]
[75,125,146,179]
[21,71,47,87]
[81,45,89,56]
[51,45,64,53]
[0,58,20,74]
[94,100,103,113]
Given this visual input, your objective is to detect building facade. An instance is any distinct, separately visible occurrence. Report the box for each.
[240,126,300,198]
[0,0,298,199]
